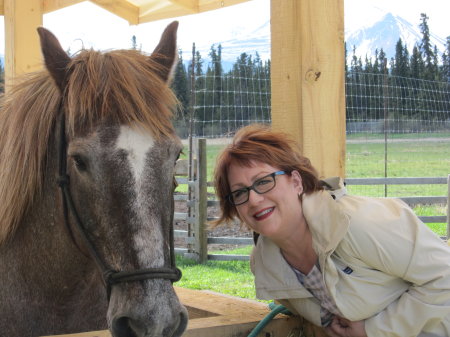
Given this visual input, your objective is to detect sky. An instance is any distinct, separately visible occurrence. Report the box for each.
[0,0,448,59]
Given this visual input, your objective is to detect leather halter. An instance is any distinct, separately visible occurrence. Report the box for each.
[56,109,182,300]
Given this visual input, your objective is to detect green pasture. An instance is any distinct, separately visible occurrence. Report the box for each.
[176,136,449,300]
[178,138,448,230]
[176,246,259,301]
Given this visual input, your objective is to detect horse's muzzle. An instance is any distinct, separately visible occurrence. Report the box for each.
[111,306,188,337]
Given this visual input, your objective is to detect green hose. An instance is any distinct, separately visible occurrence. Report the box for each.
[247,303,292,337]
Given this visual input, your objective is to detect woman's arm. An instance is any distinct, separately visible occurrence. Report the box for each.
[349,200,450,337]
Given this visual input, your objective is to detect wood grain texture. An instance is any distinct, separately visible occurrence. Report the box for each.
[271,0,346,178]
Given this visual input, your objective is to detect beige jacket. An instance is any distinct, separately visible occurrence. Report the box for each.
[251,178,450,337]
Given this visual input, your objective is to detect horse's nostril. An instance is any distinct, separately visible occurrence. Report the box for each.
[112,316,140,337]
[111,307,188,337]
[173,308,189,337]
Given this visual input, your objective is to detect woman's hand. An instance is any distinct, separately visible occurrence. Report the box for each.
[325,316,367,337]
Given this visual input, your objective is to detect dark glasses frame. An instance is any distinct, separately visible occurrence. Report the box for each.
[227,171,286,206]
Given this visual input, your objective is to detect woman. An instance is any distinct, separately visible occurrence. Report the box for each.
[213,124,450,337]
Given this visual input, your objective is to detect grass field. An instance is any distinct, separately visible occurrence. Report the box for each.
[176,135,449,300]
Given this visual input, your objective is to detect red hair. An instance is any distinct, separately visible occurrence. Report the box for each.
[213,124,323,226]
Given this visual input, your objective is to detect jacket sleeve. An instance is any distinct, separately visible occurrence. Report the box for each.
[349,199,450,337]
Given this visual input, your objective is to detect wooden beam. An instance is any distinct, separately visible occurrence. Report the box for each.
[169,0,198,13]
[270,0,346,178]
[90,0,139,25]
[139,0,250,23]
[4,0,43,88]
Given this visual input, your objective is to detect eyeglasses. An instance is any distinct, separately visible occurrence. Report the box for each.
[227,171,286,206]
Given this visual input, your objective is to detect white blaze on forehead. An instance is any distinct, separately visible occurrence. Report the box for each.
[116,125,164,266]
[116,125,155,181]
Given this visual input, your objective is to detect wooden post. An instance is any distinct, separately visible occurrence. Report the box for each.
[194,138,208,263]
[447,174,450,242]
[4,0,43,89]
[270,0,346,178]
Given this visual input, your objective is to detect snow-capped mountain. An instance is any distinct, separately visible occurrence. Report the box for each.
[346,12,447,61]
[217,21,271,63]
[179,11,448,69]
[182,21,271,70]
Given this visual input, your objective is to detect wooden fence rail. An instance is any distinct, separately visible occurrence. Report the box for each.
[174,139,450,262]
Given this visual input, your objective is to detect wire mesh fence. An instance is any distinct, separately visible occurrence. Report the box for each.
[184,61,271,139]
[345,72,450,200]
[176,63,450,199]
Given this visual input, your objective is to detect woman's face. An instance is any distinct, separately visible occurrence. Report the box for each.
[227,160,304,240]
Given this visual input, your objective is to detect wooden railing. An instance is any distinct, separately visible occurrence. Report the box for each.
[174,139,450,262]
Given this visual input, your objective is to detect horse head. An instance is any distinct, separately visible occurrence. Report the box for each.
[37,23,188,337]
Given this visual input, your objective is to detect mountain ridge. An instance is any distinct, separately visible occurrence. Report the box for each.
[181,12,447,68]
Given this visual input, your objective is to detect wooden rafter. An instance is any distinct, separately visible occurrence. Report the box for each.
[168,0,198,13]
[90,0,139,24]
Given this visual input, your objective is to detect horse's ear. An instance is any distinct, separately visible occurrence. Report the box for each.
[37,27,71,91]
[150,21,179,83]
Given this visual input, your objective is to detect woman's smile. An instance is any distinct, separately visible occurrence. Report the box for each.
[254,207,275,221]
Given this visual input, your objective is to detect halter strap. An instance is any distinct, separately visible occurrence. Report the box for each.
[56,108,181,300]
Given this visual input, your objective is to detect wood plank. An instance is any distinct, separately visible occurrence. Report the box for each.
[4,0,43,88]
[270,0,345,178]
[207,237,253,245]
[346,177,448,185]
[207,254,250,261]
[90,0,139,24]
[138,0,251,23]
[447,175,450,240]
[194,139,208,262]
[169,0,198,12]
[40,287,327,337]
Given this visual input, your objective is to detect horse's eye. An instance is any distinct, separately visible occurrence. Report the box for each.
[72,155,87,171]
[175,151,182,165]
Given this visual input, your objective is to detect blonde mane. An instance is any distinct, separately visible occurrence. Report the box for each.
[0,48,178,244]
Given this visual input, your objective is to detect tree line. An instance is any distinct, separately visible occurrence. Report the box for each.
[346,13,449,122]
[170,43,271,137]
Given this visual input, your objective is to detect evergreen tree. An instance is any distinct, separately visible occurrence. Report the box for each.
[409,45,426,118]
[419,13,437,80]
[364,55,374,74]
[442,36,450,82]
[392,38,410,77]
[377,48,388,74]
[350,45,363,73]
[432,45,441,81]
[373,49,380,75]
[410,45,424,79]
[188,45,206,133]
[171,49,189,119]
[207,44,224,131]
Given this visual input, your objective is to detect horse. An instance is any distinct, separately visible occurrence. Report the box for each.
[0,22,188,337]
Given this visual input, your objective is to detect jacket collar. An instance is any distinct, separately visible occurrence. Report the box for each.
[252,189,350,299]
[302,190,350,254]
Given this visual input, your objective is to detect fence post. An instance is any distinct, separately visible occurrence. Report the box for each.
[194,138,208,262]
[447,174,450,241]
